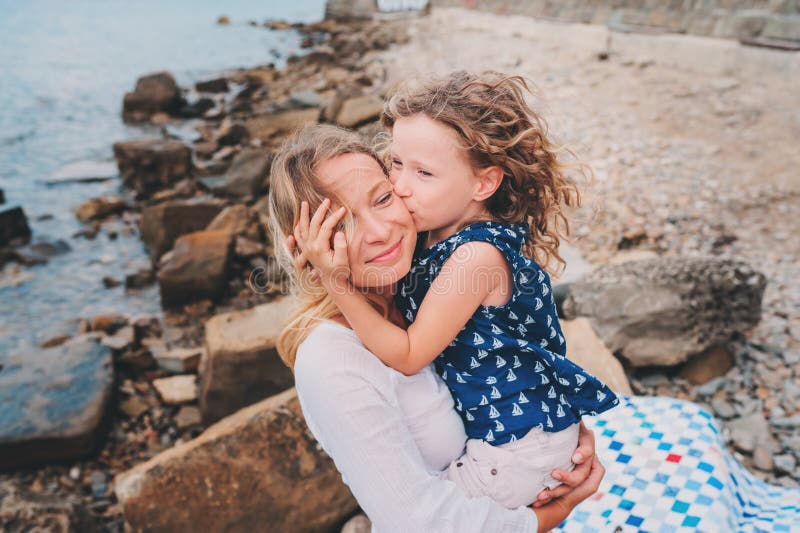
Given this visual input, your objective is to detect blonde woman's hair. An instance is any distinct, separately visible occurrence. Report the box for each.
[382,70,586,274]
[268,124,389,369]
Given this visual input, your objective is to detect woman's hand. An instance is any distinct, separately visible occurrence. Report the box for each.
[533,422,597,508]
[293,199,350,287]
[531,454,605,532]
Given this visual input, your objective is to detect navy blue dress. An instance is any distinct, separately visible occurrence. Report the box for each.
[395,221,619,446]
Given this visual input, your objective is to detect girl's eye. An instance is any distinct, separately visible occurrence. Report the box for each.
[419,169,432,177]
[377,192,393,205]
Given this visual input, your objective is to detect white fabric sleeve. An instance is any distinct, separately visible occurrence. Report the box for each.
[295,326,538,533]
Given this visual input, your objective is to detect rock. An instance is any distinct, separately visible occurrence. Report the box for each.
[208,148,272,200]
[335,94,384,128]
[679,345,734,385]
[114,388,357,532]
[90,314,128,334]
[560,317,632,395]
[341,514,371,533]
[155,347,203,374]
[235,236,265,258]
[762,14,800,42]
[0,205,32,246]
[0,188,4,204]
[244,108,320,142]
[770,415,800,429]
[0,337,113,468]
[217,15,230,25]
[753,447,774,471]
[206,204,259,238]
[101,326,136,351]
[123,71,183,122]
[200,297,296,424]
[606,249,658,265]
[174,406,202,429]
[0,479,99,532]
[10,238,71,265]
[120,396,149,419]
[727,412,770,453]
[44,160,118,185]
[563,257,767,367]
[196,77,229,93]
[177,97,215,119]
[290,90,322,108]
[112,139,192,198]
[152,375,198,404]
[325,0,376,21]
[74,195,125,222]
[157,230,233,308]
[102,276,121,289]
[774,454,797,476]
[214,121,249,147]
[711,398,736,419]
[723,9,769,40]
[90,470,108,499]
[125,261,155,289]
[695,376,726,396]
[139,198,226,259]
[709,77,740,93]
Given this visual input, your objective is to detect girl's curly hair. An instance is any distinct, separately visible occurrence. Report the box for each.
[381,70,587,274]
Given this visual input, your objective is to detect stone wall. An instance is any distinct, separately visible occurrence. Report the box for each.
[429,0,800,42]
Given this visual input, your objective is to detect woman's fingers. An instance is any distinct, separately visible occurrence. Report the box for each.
[297,201,310,242]
[573,422,595,465]
[318,206,346,242]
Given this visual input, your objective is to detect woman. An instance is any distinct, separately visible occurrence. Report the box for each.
[268,125,603,532]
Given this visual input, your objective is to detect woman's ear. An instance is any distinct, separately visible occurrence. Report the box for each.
[473,166,504,201]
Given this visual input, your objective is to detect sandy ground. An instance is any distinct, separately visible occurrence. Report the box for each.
[373,7,800,483]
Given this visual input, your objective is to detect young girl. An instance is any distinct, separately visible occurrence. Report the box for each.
[294,70,619,509]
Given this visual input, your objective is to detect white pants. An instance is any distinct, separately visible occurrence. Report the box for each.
[439,423,579,509]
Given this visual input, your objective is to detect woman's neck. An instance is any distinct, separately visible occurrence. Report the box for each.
[330,284,404,328]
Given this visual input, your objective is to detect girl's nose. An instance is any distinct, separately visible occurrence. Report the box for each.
[391,170,412,198]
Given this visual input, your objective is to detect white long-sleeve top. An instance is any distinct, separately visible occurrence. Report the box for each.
[295,321,539,533]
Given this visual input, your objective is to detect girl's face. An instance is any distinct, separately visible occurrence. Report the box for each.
[315,152,418,290]
[388,114,484,243]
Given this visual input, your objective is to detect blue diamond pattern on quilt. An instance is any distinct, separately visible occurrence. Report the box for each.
[556,396,800,532]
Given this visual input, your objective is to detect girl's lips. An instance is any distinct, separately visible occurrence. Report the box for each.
[368,238,403,263]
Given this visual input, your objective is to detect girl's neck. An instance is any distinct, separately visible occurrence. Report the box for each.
[426,205,494,247]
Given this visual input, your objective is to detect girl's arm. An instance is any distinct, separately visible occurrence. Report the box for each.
[294,200,509,375]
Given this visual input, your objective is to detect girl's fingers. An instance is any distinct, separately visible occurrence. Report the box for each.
[318,206,346,241]
[308,198,331,239]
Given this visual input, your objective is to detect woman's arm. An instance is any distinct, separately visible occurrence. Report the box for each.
[294,200,507,375]
[295,331,540,532]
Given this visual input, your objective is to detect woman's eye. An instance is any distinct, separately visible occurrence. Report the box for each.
[391,159,402,167]
[377,192,393,205]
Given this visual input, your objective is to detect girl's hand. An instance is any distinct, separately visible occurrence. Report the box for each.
[533,422,597,508]
[293,199,350,287]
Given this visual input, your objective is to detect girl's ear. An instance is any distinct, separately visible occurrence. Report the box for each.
[473,166,504,202]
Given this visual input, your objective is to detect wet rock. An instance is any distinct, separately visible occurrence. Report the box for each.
[74,195,126,222]
[561,317,632,394]
[157,230,233,308]
[112,139,192,198]
[155,347,203,374]
[177,97,215,119]
[123,71,184,122]
[0,336,113,468]
[102,276,121,289]
[0,188,4,204]
[335,94,383,128]
[139,198,226,259]
[200,297,296,424]
[44,160,118,186]
[174,405,202,429]
[124,261,155,290]
[152,375,198,405]
[117,389,357,530]
[196,77,229,93]
[90,314,128,334]
[564,257,767,367]
[0,479,99,532]
[207,148,272,201]
[0,205,32,246]
[244,108,320,142]
[101,325,136,352]
[10,238,71,266]
[679,345,734,385]
[341,514,371,533]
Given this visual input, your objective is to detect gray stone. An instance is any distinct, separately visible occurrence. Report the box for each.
[774,454,797,476]
[157,230,233,308]
[113,139,192,197]
[753,446,774,471]
[770,415,800,429]
[114,389,357,532]
[0,205,32,247]
[139,198,226,258]
[290,90,323,108]
[123,71,183,122]
[723,9,769,40]
[711,398,736,419]
[0,337,113,468]
[564,257,766,367]
[200,297,296,424]
[209,148,272,200]
[696,376,726,396]
[762,14,800,41]
[727,412,770,453]
[44,160,118,185]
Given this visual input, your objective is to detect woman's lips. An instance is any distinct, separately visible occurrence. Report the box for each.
[368,238,403,263]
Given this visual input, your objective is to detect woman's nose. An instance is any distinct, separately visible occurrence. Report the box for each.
[361,213,392,243]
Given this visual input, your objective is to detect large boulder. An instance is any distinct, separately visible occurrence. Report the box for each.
[0,336,113,469]
[114,388,357,532]
[157,230,233,308]
[139,198,226,258]
[335,94,383,128]
[200,297,296,425]
[113,139,191,197]
[0,206,32,247]
[561,318,632,395]
[207,148,272,200]
[563,257,767,367]
[206,204,261,241]
[123,71,183,122]
[244,108,320,142]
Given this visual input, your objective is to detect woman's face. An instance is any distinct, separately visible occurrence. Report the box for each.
[315,152,417,290]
